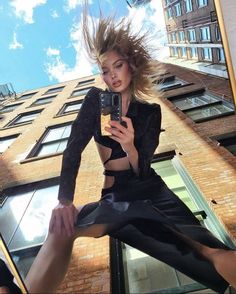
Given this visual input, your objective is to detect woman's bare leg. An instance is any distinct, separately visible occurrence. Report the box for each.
[174,229,236,288]
[25,231,75,294]
[197,244,236,288]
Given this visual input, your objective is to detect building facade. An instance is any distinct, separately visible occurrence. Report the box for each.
[0,64,236,292]
[162,0,227,78]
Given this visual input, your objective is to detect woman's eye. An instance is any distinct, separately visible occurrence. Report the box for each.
[115,63,123,69]
[102,71,108,75]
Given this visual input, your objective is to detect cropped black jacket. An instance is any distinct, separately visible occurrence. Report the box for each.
[58,87,162,201]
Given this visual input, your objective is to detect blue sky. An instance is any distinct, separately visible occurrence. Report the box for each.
[0,0,167,94]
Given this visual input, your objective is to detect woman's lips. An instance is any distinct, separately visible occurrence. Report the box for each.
[112,81,121,88]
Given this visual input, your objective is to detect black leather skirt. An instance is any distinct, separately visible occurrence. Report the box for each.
[76,168,230,293]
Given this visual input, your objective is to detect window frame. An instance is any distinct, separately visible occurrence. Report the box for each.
[0,103,23,114]
[30,95,57,107]
[43,86,64,95]
[57,100,83,116]
[4,109,43,128]
[200,26,211,42]
[17,92,37,101]
[70,87,91,98]
[174,2,182,17]
[25,121,73,160]
[0,134,19,154]
[76,78,95,88]
[185,0,193,12]
[168,90,234,123]
[197,0,208,8]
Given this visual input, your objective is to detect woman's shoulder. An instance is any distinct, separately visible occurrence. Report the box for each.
[135,99,161,115]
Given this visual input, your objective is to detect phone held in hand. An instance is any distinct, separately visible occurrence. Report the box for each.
[99,91,122,136]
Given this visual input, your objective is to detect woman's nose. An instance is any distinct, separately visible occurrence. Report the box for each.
[110,71,116,79]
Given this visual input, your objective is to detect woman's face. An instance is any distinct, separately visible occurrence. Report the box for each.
[99,50,132,95]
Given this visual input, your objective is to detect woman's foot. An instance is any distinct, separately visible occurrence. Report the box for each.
[209,249,236,288]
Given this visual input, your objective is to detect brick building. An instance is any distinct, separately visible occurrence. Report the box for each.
[0,59,236,293]
[162,0,227,79]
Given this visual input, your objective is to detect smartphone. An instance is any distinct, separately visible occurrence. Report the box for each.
[99,91,122,136]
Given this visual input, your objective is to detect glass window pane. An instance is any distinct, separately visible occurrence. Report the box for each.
[37,142,59,156]
[0,136,17,153]
[0,191,34,243]
[121,159,202,294]
[172,93,218,110]
[8,185,59,251]
[43,126,68,143]
[15,113,39,124]
[62,124,72,138]
[57,140,68,153]
[186,104,233,120]
[71,88,90,97]
[64,103,82,113]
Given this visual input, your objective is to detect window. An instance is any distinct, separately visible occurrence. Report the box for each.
[5,110,42,127]
[43,86,64,95]
[190,47,198,59]
[217,134,236,156]
[30,95,56,106]
[217,48,225,63]
[197,0,208,7]
[0,134,19,153]
[28,123,72,158]
[185,0,192,12]
[200,26,211,41]
[202,47,212,61]
[112,156,233,294]
[165,0,170,6]
[181,47,187,58]
[179,31,185,42]
[167,7,173,19]
[188,29,196,42]
[18,92,37,100]
[172,47,178,57]
[0,179,59,278]
[170,32,176,43]
[76,78,95,87]
[215,26,221,41]
[0,103,23,114]
[58,100,83,116]
[170,92,234,122]
[159,77,187,91]
[174,3,181,16]
[71,87,91,97]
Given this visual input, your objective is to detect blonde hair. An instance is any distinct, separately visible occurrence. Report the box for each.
[82,9,162,100]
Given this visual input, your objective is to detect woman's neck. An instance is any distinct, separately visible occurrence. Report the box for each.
[121,91,132,116]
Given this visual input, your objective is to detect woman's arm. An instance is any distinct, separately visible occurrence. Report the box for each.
[137,104,162,178]
[58,87,100,203]
[50,87,101,236]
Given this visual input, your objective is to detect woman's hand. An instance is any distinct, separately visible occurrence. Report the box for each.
[49,199,78,237]
[105,116,135,154]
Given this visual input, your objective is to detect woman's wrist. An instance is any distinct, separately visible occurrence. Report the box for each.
[58,198,73,206]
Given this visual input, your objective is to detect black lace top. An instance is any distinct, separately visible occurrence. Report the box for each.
[58,87,162,201]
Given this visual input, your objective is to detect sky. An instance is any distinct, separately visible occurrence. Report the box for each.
[0,0,168,94]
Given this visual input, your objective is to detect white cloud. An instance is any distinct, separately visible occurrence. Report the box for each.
[10,0,47,24]
[126,0,169,60]
[45,16,97,83]
[46,47,60,57]
[9,32,24,50]
[51,10,59,18]
[64,0,93,12]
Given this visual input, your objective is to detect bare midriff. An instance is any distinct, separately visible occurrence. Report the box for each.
[96,142,131,189]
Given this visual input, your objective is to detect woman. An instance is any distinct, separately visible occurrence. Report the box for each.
[25,13,236,294]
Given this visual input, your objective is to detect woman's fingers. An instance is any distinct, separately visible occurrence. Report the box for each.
[121,116,134,131]
[49,203,77,237]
